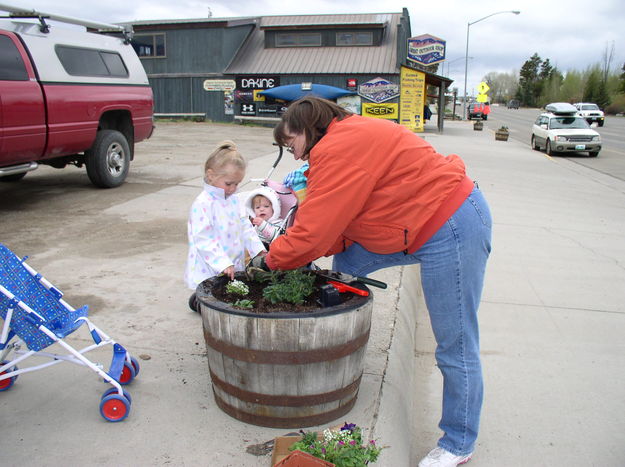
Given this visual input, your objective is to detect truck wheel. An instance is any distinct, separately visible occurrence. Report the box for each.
[588,151,599,157]
[598,121,604,127]
[86,130,130,188]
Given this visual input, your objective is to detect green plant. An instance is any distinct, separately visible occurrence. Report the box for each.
[498,125,509,132]
[232,299,254,309]
[225,279,249,296]
[289,422,385,466]
[262,270,315,305]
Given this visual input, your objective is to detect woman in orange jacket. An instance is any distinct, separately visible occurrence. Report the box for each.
[259,97,492,467]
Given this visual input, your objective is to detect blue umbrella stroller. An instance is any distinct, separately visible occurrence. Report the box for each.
[0,244,139,422]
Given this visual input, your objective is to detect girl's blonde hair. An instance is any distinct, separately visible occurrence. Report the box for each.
[204,140,247,178]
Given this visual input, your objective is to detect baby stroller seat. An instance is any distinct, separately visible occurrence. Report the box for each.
[238,145,305,246]
[0,244,139,422]
[241,179,299,239]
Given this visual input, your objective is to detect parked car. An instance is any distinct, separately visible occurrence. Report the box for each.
[0,7,154,187]
[507,99,520,109]
[531,103,601,157]
[573,102,605,127]
[467,102,490,120]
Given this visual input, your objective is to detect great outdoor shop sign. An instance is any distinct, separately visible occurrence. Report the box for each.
[358,77,399,103]
[362,103,398,119]
[407,34,446,66]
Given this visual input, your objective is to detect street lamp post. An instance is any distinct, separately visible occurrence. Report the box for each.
[462,10,520,120]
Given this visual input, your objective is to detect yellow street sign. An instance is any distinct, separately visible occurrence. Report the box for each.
[477,81,490,95]
[476,94,488,103]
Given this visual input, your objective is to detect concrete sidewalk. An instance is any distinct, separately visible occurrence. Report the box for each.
[1,119,623,466]
[413,121,625,465]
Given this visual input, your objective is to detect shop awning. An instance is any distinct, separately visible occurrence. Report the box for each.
[259,83,356,101]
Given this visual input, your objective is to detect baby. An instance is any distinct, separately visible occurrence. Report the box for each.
[245,186,283,246]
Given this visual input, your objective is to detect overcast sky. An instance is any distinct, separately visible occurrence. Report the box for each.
[4,0,623,96]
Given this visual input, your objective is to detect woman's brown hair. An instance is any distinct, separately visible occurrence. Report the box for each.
[274,96,352,156]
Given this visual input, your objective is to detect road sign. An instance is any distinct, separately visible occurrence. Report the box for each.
[477,81,490,95]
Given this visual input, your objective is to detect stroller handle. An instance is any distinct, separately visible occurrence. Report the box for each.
[271,143,284,170]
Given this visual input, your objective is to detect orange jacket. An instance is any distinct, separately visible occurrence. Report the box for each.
[265,115,473,271]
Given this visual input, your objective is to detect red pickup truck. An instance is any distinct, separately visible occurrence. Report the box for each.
[0,9,153,188]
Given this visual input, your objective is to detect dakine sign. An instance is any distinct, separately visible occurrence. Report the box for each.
[236,76,280,90]
[407,34,446,66]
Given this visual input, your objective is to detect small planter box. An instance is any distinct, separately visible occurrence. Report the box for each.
[272,438,335,466]
[473,121,483,131]
[495,131,509,141]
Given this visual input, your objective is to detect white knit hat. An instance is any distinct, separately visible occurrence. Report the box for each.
[244,185,281,222]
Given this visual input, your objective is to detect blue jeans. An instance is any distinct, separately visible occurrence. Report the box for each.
[333,187,492,456]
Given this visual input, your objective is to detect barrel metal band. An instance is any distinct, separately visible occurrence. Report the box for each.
[210,368,362,406]
[203,326,370,364]
[214,393,358,429]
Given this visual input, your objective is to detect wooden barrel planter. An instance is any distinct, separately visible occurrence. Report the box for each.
[196,274,373,428]
[495,130,509,141]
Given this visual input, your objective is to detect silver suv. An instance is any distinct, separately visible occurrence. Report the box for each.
[531,103,601,157]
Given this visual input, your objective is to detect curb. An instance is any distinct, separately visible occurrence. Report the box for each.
[374,264,423,465]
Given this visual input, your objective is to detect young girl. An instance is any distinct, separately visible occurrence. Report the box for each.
[185,140,266,311]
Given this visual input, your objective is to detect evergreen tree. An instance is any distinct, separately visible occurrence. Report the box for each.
[517,53,542,106]
[596,79,610,108]
[583,69,601,102]
[538,69,563,107]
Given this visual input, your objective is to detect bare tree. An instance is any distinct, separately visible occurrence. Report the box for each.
[602,41,615,82]
[482,71,518,103]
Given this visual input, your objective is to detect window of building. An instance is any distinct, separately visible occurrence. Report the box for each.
[55,46,129,78]
[336,31,373,46]
[132,34,166,58]
[275,32,322,47]
[0,35,28,80]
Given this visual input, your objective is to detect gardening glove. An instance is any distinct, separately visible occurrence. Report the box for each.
[249,253,269,271]
[245,253,271,282]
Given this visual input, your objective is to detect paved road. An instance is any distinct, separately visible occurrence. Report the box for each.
[486,106,625,182]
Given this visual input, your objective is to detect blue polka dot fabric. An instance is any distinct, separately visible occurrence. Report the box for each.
[0,244,88,351]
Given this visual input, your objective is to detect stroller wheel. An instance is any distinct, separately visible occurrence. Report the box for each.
[102,387,132,405]
[0,362,18,392]
[129,356,140,377]
[119,361,137,385]
[100,394,131,422]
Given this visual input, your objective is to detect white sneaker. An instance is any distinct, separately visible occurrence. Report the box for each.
[418,447,472,467]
